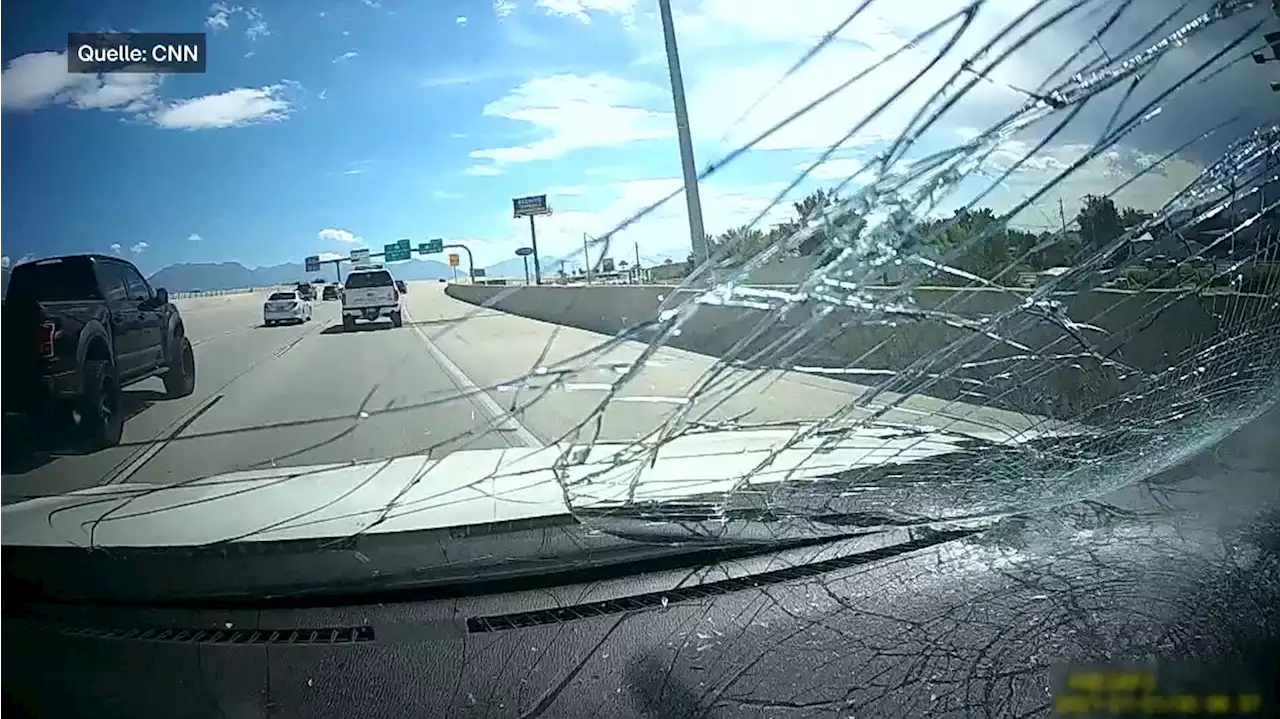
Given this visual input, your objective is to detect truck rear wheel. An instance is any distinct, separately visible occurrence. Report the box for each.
[343,315,355,332]
[390,311,403,328]
[79,359,123,450]
[164,336,196,399]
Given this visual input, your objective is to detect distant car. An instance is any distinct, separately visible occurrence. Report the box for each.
[295,283,316,301]
[438,278,447,283]
[395,280,408,294]
[263,290,312,326]
[341,264,402,330]
[322,284,340,301]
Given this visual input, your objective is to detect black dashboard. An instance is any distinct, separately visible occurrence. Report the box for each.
[5,407,1279,719]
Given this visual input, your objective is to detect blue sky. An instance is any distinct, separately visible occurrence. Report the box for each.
[2,0,1270,276]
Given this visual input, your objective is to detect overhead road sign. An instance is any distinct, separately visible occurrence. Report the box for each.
[513,195,551,218]
[419,238,444,254]
[304,255,321,273]
[384,242,411,262]
[350,248,370,263]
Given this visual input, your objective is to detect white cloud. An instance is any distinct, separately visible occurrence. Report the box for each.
[463,164,505,176]
[1,50,297,130]
[1,51,161,113]
[318,228,362,244]
[188,233,203,242]
[151,85,294,130]
[130,242,149,254]
[434,190,465,199]
[333,52,359,63]
[205,2,235,30]
[206,3,270,40]
[110,244,122,254]
[546,184,589,196]
[243,8,270,40]
[534,0,640,24]
[545,0,1060,154]
[494,0,517,19]
[456,15,469,25]
[469,73,673,165]
[980,140,1207,229]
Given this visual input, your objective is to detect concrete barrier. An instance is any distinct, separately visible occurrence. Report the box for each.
[446,283,1280,423]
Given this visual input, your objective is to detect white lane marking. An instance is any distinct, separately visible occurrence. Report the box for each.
[402,307,544,449]
[104,393,225,485]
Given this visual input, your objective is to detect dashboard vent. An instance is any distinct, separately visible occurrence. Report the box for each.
[58,624,375,646]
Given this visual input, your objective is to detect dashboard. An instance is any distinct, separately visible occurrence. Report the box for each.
[5,407,1278,719]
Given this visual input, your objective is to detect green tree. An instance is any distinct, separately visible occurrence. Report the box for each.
[775,189,848,257]
[712,225,769,264]
[1076,194,1123,250]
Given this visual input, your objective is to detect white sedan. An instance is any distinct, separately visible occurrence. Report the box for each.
[263,290,313,326]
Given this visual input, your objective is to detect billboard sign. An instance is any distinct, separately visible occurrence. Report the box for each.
[473,268,487,278]
[515,247,534,257]
[601,257,615,273]
[512,195,550,218]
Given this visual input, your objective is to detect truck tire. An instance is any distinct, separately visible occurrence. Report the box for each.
[390,311,403,328]
[79,359,123,449]
[343,315,355,332]
[164,336,196,398]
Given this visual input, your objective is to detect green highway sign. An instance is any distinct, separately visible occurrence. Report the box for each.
[396,238,411,250]
[304,255,321,273]
[384,243,411,262]
[419,238,443,254]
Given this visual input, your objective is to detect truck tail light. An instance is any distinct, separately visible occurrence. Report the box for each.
[38,321,56,358]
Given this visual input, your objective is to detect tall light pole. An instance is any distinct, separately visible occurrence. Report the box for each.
[658,0,709,268]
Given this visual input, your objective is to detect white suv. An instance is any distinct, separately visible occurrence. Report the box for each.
[341,264,403,330]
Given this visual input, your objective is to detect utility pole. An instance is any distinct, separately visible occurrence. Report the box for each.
[582,233,592,285]
[658,0,709,268]
[634,240,641,284]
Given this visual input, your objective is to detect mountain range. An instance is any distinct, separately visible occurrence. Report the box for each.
[0,255,569,296]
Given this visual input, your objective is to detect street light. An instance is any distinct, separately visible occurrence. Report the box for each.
[658,0,710,268]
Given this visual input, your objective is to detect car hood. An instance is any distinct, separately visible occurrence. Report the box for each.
[2,423,1085,549]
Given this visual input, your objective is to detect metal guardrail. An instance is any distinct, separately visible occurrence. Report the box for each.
[169,285,290,300]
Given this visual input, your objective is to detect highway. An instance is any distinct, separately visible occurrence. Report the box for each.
[1,282,1067,504]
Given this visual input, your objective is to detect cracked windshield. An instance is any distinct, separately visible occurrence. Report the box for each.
[3,0,1280,717]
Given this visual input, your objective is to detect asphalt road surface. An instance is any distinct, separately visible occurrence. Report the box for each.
[1,283,1068,504]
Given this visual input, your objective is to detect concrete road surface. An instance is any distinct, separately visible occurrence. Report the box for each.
[2,282,1068,504]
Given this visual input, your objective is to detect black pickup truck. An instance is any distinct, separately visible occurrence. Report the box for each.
[2,254,196,449]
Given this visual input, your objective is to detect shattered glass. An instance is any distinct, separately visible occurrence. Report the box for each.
[455,0,1280,545]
